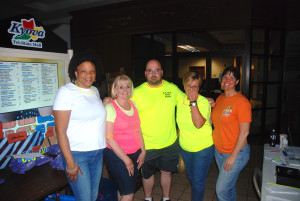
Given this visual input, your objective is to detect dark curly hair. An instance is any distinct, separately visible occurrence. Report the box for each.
[68,51,103,83]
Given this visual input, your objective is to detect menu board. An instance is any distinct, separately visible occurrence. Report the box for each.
[0,61,58,113]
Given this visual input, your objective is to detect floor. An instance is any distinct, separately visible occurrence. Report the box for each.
[133,144,264,201]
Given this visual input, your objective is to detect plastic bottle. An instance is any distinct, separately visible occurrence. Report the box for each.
[269,129,277,147]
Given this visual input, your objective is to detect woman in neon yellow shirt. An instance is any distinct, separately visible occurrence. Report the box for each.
[176,71,214,201]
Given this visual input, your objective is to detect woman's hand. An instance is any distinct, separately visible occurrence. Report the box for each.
[186,87,198,102]
[207,98,215,107]
[66,163,83,183]
[223,154,236,171]
[137,150,146,169]
[103,97,113,106]
[125,159,134,176]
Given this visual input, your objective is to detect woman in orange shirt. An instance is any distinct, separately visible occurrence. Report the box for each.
[211,67,252,201]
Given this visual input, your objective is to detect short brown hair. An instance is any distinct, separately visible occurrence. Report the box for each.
[182,71,203,87]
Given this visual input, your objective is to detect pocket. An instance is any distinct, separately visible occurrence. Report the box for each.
[240,143,250,153]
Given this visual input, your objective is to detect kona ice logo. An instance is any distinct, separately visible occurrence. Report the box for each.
[8,18,46,48]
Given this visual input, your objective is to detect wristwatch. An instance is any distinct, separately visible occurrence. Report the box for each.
[189,101,197,106]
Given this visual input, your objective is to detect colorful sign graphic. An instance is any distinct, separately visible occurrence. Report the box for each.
[7,18,46,48]
[222,106,232,117]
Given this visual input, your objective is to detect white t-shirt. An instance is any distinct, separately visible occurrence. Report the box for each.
[53,82,106,151]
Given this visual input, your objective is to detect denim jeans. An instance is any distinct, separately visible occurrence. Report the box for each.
[215,144,250,201]
[61,149,104,201]
[180,145,214,201]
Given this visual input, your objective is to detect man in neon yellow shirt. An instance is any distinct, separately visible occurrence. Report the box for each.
[132,59,184,201]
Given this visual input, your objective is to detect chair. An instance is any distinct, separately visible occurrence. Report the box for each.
[253,167,262,199]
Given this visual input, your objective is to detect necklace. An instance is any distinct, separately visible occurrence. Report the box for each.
[183,96,190,106]
[147,80,164,88]
[75,80,95,95]
[115,99,131,111]
[183,95,198,106]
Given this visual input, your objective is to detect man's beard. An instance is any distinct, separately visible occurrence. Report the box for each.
[148,76,162,86]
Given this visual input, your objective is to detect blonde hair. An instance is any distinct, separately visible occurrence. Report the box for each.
[111,75,134,99]
[182,71,203,87]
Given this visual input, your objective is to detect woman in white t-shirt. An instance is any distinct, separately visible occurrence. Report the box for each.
[53,52,109,201]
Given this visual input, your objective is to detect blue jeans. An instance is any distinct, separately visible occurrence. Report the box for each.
[180,145,214,201]
[61,149,104,201]
[215,144,250,201]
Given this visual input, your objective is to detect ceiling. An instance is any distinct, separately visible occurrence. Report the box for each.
[0,0,130,25]
[1,0,247,52]
[1,0,290,53]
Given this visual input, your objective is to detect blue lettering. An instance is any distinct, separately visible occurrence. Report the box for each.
[19,27,26,36]
[25,29,32,35]
[38,30,45,38]
[31,29,38,36]
[8,22,22,34]
[8,19,46,41]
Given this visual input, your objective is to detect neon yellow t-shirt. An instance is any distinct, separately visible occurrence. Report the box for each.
[131,80,184,150]
[176,95,213,152]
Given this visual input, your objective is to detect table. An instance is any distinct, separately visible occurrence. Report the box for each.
[0,163,68,201]
[261,144,300,201]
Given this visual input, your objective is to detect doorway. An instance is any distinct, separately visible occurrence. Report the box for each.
[178,56,244,99]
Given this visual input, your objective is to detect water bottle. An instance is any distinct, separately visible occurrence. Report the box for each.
[269,129,277,147]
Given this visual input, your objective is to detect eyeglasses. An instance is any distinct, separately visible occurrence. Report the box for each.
[146,69,161,74]
[185,85,199,89]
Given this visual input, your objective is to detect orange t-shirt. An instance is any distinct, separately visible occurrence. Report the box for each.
[212,93,252,154]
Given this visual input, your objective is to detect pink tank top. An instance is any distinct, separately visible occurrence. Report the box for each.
[108,100,141,154]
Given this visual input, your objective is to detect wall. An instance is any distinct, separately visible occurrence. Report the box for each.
[68,0,300,140]
[53,24,71,49]
[211,57,234,78]
[71,0,252,36]
[70,0,292,79]
[178,58,206,78]
[71,33,132,76]
[70,0,252,75]
[178,57,235,78]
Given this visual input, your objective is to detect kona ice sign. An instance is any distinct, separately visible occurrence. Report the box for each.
[8,18,46,48]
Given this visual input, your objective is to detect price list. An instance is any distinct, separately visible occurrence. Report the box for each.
[0,61,58,113]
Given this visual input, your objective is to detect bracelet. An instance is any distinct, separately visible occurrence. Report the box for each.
[66,163,78,174]
[125,159,132,167]
[106,135,114,139]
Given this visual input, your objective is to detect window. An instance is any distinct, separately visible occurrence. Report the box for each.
[250,28,284,135]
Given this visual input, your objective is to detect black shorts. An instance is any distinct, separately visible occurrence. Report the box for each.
[141,138,179,179]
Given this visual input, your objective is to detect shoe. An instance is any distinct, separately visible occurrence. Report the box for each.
[160,198,171,201]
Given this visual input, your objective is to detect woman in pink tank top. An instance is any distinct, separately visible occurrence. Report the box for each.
[103,75,145,201]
